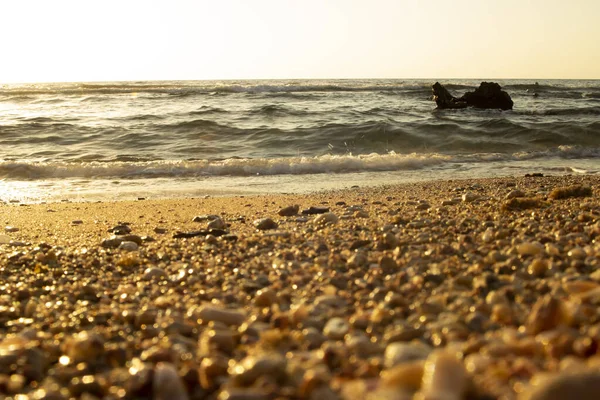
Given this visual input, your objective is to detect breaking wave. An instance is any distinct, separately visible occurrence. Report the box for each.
[0,146,597,180]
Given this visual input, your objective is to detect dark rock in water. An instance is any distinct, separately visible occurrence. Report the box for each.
[432,82,468,109]
[432,82,513,110]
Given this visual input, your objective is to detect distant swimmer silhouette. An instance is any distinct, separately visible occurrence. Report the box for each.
[526,82,540,97]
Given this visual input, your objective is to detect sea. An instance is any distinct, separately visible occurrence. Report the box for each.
[0,79,599,202]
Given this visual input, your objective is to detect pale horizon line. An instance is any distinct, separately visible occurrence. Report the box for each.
[3,76,599,85]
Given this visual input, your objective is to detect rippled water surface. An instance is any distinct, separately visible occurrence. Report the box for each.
[1,79,598,201]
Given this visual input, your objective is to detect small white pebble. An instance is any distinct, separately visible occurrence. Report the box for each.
[118,241,139,252]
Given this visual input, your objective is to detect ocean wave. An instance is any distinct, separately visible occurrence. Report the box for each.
[1,147,598,180]
[515,106,600,116]
[2,80,597,101]
[0,81,437,97]
[248,104,309,117]
[189,106,229,116]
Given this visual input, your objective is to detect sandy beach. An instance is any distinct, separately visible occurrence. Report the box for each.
[1,174,599,399]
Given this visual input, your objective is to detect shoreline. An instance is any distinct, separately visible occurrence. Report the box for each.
[1,174,599,399]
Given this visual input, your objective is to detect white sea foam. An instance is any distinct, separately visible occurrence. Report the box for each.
[0,147,598,181]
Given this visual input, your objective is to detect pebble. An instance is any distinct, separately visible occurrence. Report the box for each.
[314,212,338,225]
[517,242,544,256]
[254,218,278,230]
[354,210,370,218]
[101,236,123,248]
[568,247,587,260]
[528,258,548,277]
[254,288,277,307]
[195,305,246,326]
[526,295,568,334]
[384,342,432,368]
[143,267,168,280]
[418,351,468,400]
[278,204,299,216]
[482,228,495,243]
[442,199,459,206]
[63,331,105,364]
[506,189,526,199]
[381,360,425,391]
[323,317,350,340]
[230,354,287,386]
[193,214,220,222]
[302,206,330,215]
[462,192,479,202]
[109,224,131,234]
[121,234,143,244]
[153,362,190,400]
[207,217,226,230]
[118,241,139,251]
[5,226,19,232]
[521,370,600,400]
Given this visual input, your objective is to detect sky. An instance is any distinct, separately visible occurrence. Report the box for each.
[1,0,599,83]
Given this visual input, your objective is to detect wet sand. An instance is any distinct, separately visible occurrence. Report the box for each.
[1,175,599,399]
